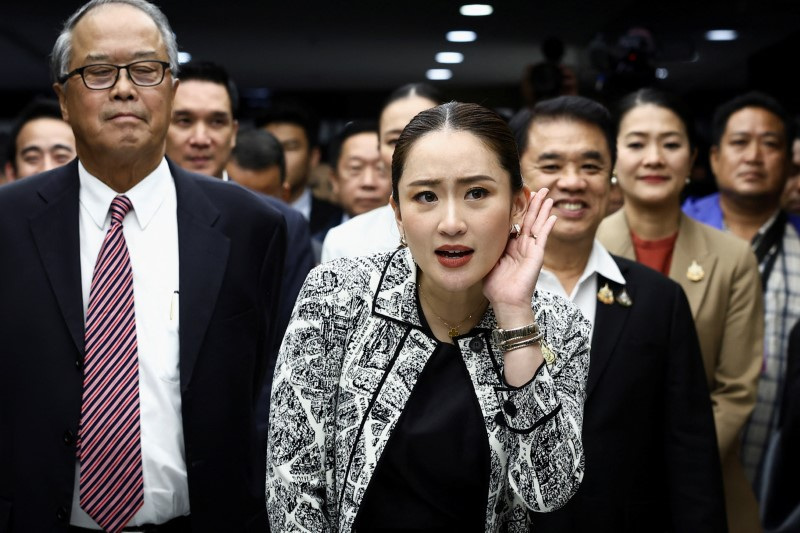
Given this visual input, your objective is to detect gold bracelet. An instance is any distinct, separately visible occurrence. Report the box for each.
[501,331,543,353]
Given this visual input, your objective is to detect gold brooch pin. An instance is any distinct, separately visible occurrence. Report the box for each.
[687,260,705,282]
[541,343,556,365]
[615,288,633,307]
[597,283,614,305]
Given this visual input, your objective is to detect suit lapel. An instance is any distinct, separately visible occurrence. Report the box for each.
[29,162,85,359]
[596,209,636,261]
[173,164,230,390]
[670,215,716,317]
[587,264,633,398]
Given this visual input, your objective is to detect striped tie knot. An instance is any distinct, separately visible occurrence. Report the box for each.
[109,195,133,226]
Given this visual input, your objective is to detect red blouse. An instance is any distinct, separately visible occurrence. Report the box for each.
[631,230,679,276]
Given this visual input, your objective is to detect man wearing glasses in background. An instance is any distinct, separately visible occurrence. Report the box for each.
[0,1,285,532]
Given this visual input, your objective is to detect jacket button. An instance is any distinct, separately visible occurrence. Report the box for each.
[494,411,506,427]
[469,337,484,352]
[56,507,68,521]
[503,400,517,417]
[63,430,74,446]
[75,359,83,370]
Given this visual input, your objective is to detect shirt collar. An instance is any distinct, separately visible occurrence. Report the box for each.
[586,239,626,285]
[78,158,172,231]
[539,239,626,297]
[752,210,782,242]
[291,188,312,220]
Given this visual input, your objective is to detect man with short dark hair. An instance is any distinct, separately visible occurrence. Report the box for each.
[166,61,313,338]
[0,1,285,531]
[327,120,389,220]
[166,60,239,179]
[257,101,343,246]
[684,91,800,503]
[227,127,289,201]
[514,96,726,532]
[4,98,76,180]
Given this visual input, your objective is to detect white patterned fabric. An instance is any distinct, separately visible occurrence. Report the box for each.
[266,247,590,532]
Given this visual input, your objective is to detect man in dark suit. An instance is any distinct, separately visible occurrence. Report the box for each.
[256,101,344,260]
[165,60,313,338]
[511,96,727,532]
[0,1,285,531]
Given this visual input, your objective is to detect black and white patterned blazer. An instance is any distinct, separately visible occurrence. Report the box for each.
[267,248,590,532]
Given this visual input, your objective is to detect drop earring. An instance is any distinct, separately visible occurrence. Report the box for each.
[510,223,521,238]
[400,233,407,247]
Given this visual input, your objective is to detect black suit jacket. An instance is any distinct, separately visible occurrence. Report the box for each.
[258,194,313,338]
[760,319,800,529]
[308,195,343,244]
[534,256,727,533]
[0,159,286,532]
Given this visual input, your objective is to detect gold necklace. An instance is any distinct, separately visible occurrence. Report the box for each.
[418,284,487,338]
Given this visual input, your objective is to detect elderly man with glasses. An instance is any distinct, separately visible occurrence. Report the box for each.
[0,1,286,532]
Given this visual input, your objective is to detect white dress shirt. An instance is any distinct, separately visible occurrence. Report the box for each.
[291,187,312,220]
[71,159,188,528]
[536,240,626,334]
[321,204,400,262]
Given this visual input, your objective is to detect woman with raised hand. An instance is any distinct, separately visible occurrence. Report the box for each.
[597,88,764,533]
[268,102,589,532]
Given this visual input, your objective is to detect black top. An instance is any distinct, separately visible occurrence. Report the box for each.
[355,329,491,531]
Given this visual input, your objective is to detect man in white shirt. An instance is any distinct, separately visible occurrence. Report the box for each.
[0,1,285,532]
[512,96,726,532]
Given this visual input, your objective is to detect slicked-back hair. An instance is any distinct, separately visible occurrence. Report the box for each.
[51,0,179,84]
[329,120,378,169]
[178,61,239,119]
[391,101,524,204]
[711,91,794,153]
[5,98,66,171]
[230,128,286,183]
[255,100,319,148]
[509,95,616,168]
[615,88,697,151]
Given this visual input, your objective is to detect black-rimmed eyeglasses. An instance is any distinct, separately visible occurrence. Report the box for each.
[58,60,170,90]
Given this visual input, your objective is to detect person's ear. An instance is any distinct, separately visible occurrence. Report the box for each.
[4,161,17,181]
[309,146,321,169]
[53,83,69,123]
[709,145,720,178]
[511,185,531,224]
[329,171,341,197]
[230,120,239,150]
[390,195,403,235]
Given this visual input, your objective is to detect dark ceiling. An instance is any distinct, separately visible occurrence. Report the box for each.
[2,0,800,117]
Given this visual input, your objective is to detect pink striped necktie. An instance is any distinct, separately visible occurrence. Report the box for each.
[78,195,144,533]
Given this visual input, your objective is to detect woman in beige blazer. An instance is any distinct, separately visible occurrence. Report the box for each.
[597,88,764,533]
